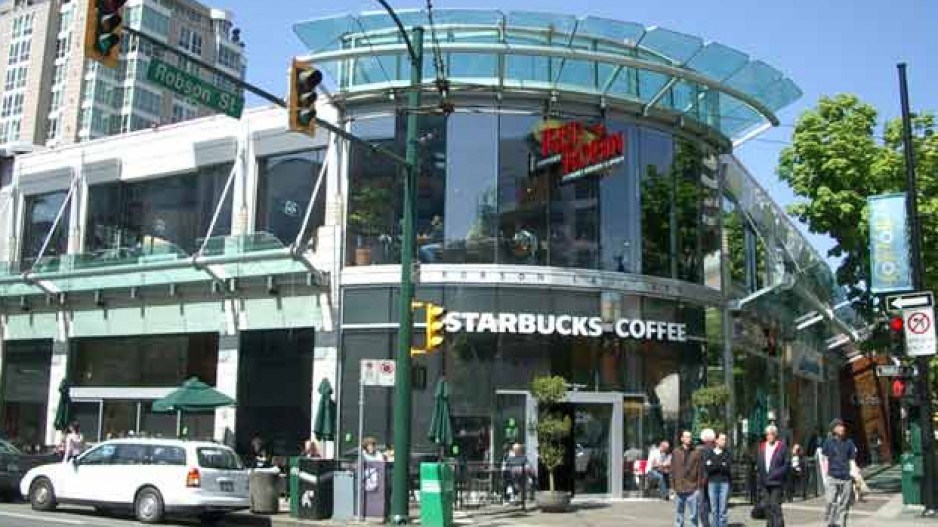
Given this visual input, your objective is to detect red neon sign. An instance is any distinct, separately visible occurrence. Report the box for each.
[539,122,626,178]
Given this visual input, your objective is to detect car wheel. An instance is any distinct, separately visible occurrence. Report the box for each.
[29,478,56,511]
[134,487,165,524]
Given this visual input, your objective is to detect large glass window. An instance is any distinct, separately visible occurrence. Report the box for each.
[21,190,70,270]
[1,340,51,448]
[344,110,716,286]
[84,164,232,257]
[256,149,326,247]
[70,333,218,387]
[442,114,498,263]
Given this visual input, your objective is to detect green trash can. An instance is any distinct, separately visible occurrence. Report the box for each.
[902,452,923,505]
[419,462,455,527]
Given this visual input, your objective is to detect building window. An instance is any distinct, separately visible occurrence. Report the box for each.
[50,89,63,111]
[0,340,51,449]
[0,118,21,143]
[52,64,65,85]
[177,26,202,56]
[54,34,70,60]
[21,190,71,270]
[256,149,327,247]
[47,115,61,141]
[84,164,233,256]
[217,46,240,70]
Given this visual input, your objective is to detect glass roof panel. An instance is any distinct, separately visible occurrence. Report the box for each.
[685,43,748,81]
[294,10,802,141]
[640,27,704,64]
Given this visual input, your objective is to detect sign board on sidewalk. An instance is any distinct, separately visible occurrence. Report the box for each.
[146,58,244,119]
[360,359,396,387]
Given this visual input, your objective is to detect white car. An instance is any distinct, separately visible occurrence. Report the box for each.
[20,438,249,524]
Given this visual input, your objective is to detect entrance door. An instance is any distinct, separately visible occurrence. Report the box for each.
[566,391,623,497]
[493,390,536,466]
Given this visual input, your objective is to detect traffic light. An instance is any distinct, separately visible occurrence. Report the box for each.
[888,315,906,356]
[287,58,322,137]
[84,0,127,69]
[425,303,446,351]
[409,301,446,356]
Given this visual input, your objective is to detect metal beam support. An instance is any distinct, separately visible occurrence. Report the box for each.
[642,76,678,116]
[30,168,79,272]
[291,135,335,253]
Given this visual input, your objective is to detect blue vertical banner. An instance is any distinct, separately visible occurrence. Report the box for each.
[869,193,913,293]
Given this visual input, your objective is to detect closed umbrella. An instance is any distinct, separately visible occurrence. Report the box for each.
[749,389,767,442]
[313,378,336,442]
[427,378,454,456]
[53,379,71,432]
[152,377,236,437]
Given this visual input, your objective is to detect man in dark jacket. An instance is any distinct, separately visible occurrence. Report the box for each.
[757,425,789,527]
[822,418,857,527]
[671,430,702,527]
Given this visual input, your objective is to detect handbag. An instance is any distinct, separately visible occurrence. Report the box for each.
[750,500,766,520]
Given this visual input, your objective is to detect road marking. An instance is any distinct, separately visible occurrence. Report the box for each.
[0,511,88,524]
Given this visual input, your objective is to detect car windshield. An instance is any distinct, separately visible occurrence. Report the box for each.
[197,447,243,470]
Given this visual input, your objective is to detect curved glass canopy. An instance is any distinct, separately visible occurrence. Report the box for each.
[294,9,802,141]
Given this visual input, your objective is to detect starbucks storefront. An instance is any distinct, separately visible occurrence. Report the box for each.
[338,278,724,497]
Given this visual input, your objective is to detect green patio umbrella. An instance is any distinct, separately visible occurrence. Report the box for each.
[53,379,71,432]
[427,378,454,456]
[152,377,236,437]
[313,378,336,442]
[748,389,768,443]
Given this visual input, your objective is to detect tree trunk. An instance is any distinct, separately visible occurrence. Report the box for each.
[549,470,555,492]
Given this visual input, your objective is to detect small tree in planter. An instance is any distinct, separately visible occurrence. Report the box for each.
[531,375,572,512]
[690,385,731,437]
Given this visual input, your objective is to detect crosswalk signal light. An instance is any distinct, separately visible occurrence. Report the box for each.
[288,58,322,137]
[84,0,127,69]
[425,303,446,351]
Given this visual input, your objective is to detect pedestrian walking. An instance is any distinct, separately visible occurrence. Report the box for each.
[822,418,857,527]
[646,440,672,500]
[756,425,789,527]
[698,429,716,527]
[704,433,732,527]
[671,430,702,527]
[61,421,83,462]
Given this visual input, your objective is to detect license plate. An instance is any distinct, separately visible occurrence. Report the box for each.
[219,481,234,492]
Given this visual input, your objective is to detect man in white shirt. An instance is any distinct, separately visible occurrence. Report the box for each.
[646,440,672,500]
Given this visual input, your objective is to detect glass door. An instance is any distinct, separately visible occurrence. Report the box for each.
[492,391,532,465]
[572,402,612,494]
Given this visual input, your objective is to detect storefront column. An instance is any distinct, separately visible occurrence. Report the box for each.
[214,334,239,446]
[44,339,68,447]
[312,333,337,458]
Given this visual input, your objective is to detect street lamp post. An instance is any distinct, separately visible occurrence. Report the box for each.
[373,1,425,522]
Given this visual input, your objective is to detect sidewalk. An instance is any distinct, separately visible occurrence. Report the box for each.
[226,490,936,527]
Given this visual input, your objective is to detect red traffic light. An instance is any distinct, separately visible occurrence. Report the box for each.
[892,379,906,399]
[889,316,904,333]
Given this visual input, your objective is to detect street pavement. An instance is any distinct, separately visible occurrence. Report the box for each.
[0,465,933,526]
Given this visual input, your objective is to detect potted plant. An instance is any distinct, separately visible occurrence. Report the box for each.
[347,184,393,265]
[690,384,731,437]
[531,375,572,512]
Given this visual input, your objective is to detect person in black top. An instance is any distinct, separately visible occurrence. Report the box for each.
[822,418,857,527]
[703,433,732,527]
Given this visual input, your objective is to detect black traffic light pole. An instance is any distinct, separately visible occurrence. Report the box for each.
[121,26,410,168]
[897,62,936,514]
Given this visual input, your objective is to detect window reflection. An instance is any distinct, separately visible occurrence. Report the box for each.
[70,333,218,387]
[256,149,326,247]
[21,190,69,271]
[498,114,545,265]
[640,130,674,278]
[84,164,232,259]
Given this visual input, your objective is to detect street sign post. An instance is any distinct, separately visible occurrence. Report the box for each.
[146,58,244,119]
[876,364,918,377]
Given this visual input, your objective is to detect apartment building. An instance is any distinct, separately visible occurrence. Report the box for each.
[0,0,246,148]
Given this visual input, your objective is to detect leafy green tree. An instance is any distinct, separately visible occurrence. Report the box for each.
[778,94,938,317]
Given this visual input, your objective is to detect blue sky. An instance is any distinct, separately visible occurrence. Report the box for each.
[209,0,937,259]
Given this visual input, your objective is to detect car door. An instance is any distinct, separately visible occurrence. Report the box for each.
[59,443,116,502]
[108,444,150,504]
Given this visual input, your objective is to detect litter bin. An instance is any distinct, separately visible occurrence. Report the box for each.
[360,461,389,519]
[289,458,336,520]
[902,452,923,505]
[249,468,281,514]
[419,462,455,527]
[333,470,357,520]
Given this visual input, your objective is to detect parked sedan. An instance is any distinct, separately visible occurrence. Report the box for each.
[0,439,57,500]
[20,438,249,523]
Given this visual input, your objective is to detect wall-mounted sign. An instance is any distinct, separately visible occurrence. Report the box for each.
[443,311,687,342]
[868,193,912,293]
[531,121,626,184]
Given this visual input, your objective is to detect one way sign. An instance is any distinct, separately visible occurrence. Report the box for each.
[887,291,933,311]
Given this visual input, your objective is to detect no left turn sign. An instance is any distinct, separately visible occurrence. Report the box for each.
[903,306,937,357]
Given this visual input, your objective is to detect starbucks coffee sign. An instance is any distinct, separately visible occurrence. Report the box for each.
[443,312,687,342]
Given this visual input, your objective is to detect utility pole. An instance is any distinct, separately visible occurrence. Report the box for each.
[897,62,936,514]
